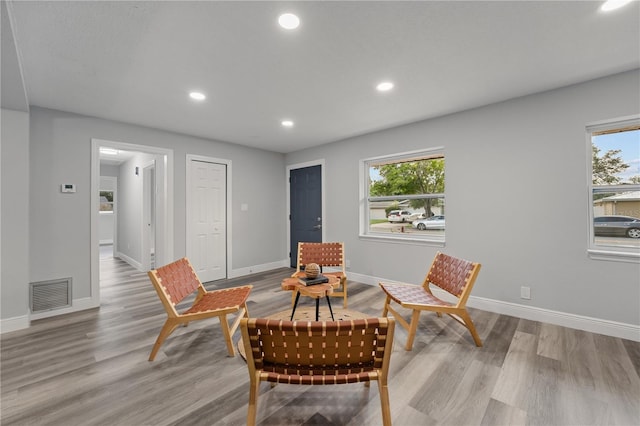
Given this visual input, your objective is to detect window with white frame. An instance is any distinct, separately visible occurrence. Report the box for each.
[99,190,114,212]
[587,117,640,260]
[361,148,445,243]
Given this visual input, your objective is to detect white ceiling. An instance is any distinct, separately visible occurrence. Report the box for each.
[99,148,138,166]
[4,1,639,153]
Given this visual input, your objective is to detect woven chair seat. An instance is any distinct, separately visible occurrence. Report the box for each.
[292,270,345,281]
[184,286,252,314]
[261,371,375,385]
[379,283,453,307]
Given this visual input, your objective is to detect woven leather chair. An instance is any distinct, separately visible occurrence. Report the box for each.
[379,252,482,350]
[147,257,252,361]
[240,317,395,426]
[292,242,348,307]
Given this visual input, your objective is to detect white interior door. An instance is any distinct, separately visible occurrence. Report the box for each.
[188,159,226,282]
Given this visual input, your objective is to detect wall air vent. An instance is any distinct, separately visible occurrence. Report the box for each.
[29,278,72,313]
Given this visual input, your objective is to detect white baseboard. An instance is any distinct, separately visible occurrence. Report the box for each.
[29,297,99,321]
[1,297,100,333]
[116,251,143,271]
[350,271,640,342]
[230,259,289,278]
[0,315,29,333]
[467,295,640,342]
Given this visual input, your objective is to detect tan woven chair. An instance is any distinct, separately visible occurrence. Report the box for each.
[292,242,348,307]
[240,317,395,426]
[147,257,252,361]
[379,252,482,350]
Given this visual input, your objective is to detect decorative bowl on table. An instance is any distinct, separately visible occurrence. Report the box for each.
[304,263,320,279]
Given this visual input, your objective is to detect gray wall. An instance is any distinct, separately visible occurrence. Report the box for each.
[1,108,30,322]
[117,152,155,265]
[28,106,287,303]
[286,70,640,326]
[100,164,119,177]
[1,1,30,328]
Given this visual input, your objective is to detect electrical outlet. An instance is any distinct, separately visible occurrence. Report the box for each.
[520,286,531,300]
[346,259,351,268]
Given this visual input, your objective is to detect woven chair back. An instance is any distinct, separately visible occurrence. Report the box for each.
[243,318,393,383]
[152,258,201,306]
[426,252,477,297]
[298,242,344,268]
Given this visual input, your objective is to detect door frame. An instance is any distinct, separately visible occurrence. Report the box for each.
[286,159,326,262]
[186,154,232,280]
[91,138,174,306]
[141,159,156,271]
[99,176,118,257]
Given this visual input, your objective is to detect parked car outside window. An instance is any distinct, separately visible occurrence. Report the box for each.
[387,210,413,222]
[594,215,640,238]
[412,215,445,230]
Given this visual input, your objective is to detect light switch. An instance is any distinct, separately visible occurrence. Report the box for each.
[241,203,248,211]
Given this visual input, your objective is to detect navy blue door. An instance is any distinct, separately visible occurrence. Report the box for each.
[290,165,322,267]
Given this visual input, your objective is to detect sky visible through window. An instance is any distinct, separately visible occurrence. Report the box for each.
[370,167,381,182]
[593,129,640,182]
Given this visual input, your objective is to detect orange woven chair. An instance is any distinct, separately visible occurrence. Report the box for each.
[147,257,252,361]
[292,242,348,307]
[379,252,482,350]
[240,317,395,426]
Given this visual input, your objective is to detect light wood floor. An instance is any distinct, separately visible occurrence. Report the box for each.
[1,255,639,425]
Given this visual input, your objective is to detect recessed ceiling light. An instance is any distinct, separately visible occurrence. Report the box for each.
[189,91,206,101]
[601,0,632,11]
[281,120,294,128]
[278,13,300,30]
[376,81,394,92]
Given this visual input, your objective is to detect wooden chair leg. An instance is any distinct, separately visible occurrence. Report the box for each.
[459,310,483,347]
[342,279,348,308]
[149,319,180,361]
[381,295,391,317]
[378,381,392,426]
[247,375,260,426]
[219,314,236,356]
[405,310,421,351]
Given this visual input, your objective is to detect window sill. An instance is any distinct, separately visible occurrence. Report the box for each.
[588,248,640,263]
[359,233,446,247]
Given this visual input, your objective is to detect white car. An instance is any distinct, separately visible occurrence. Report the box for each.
[387,210,413,222]
[412,215,445,230]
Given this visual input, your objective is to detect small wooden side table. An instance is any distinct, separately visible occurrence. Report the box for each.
[281,276,340,321]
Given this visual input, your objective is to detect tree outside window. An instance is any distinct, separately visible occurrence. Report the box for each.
[100,190,114,212]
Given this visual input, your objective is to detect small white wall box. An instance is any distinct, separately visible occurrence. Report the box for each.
[61,184,76,193]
